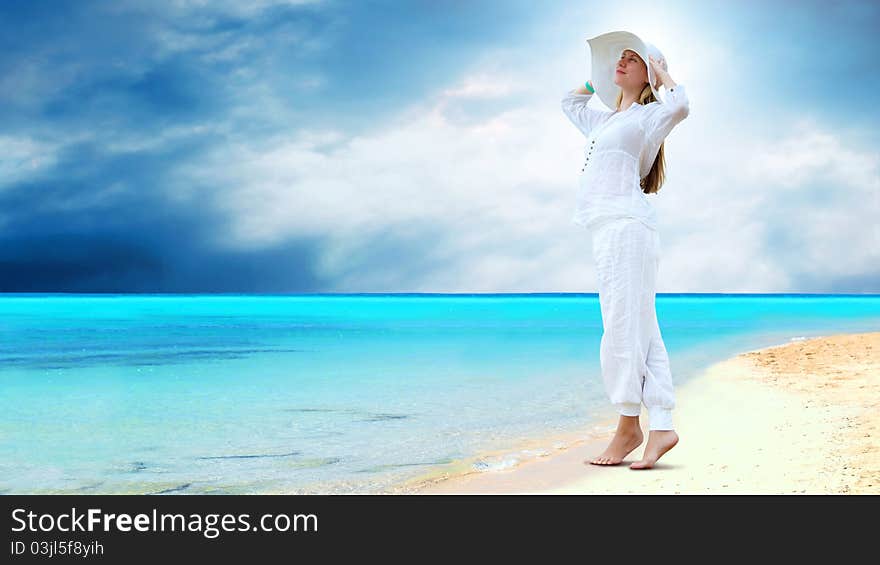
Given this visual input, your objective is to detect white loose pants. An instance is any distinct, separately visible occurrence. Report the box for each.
[591,217,676,431]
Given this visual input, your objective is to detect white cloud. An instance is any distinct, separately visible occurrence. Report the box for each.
[653,110,879,291]
[171,52,879,292]
[438,74,519,99]
[173,66,591,291]
[0,135,62,189]
[69,3,875,293]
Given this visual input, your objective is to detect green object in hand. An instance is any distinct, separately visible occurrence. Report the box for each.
[585,81,595,94]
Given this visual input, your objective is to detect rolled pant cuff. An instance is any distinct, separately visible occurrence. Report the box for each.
[614,402,642,417]
[647,406,674,431]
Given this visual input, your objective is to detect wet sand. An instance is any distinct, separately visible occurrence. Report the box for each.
[394,331,879,494]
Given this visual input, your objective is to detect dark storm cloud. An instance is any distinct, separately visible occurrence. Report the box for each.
[0,135,326,293]
[0,0,540,292]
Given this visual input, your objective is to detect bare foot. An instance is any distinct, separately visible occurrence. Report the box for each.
[586,420,644,466]
[629,430,679,469]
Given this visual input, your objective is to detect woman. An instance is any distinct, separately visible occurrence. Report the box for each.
[561,31,690,469]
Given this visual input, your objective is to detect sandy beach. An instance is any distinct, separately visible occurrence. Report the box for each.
[395,331,880,495]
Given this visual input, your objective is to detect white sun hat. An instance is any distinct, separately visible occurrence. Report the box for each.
[586,30,669,110]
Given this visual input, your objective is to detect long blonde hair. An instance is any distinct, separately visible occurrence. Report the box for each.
[616,84,665,195]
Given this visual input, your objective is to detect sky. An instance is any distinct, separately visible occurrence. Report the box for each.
[1,0,878,293]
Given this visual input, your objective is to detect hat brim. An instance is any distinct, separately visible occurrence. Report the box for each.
[586,31,665,110]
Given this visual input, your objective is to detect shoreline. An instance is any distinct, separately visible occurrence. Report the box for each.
[392,331,880,495]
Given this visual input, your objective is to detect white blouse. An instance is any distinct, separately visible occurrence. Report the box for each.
[561,84,690,231]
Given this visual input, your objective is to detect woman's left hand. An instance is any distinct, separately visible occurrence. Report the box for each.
[648,55,669,88]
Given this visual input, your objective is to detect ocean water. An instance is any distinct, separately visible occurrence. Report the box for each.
[0,293,878,494]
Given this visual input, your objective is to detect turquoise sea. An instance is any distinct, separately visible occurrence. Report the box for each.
[1,293,878,494]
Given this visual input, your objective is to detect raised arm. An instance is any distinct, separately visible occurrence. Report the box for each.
[561,80,613,138]
[639,84,690,147]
